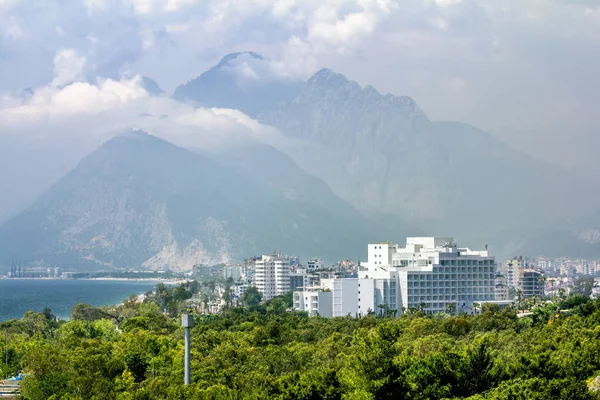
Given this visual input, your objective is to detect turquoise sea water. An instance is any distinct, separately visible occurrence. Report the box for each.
[0,279,158,321]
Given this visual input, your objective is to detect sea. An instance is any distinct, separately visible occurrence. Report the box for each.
[0,279,159,322]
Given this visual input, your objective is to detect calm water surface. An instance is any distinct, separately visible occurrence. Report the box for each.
[0,279,158,321]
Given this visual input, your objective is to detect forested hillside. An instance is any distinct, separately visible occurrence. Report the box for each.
[2,285,600,399]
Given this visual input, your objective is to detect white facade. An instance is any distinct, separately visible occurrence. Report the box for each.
[360,237,496,314]
[293,289,333,317]
[358,277,399,316]
[332,278,359,317]
[254,254,291,301]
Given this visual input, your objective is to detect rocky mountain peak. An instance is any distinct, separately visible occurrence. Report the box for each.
[216,51,264,68]
[141,76,164,95]
[302,68,424,120]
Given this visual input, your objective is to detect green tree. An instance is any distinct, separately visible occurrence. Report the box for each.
[446,303,457,316]
[571,276,594,297]
[241,286,262,307]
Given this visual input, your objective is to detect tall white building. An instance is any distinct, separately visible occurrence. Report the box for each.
[254,254,291,301]
[360,237,496,314]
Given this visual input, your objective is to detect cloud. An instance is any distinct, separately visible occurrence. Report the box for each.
[51,49,87,87]
[434,0,463,8]
[0,0,599,169]
[0,48,284,154]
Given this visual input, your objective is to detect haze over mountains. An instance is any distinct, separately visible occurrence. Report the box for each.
[1,51,599,269]
[173,52,600,255]
[0,130,413,269]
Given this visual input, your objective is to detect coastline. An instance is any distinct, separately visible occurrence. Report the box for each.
[0,277,187,285]
[0,279,166,322]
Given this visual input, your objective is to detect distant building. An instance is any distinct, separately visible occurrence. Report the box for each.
[221,265,242,281]
[495,274,509,301]
[293,289,332,317]
[306,258,324,272]
[234,284,250,298]
[518,269,544,298]
[290,272,320,292]
[289,273,305,292]
[255,253,291,301]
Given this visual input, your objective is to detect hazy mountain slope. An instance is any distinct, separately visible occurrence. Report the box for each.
[0,131,407,270]
[198,142,355,212]
[258,69,596,247]
[172,52,302,118]
[506,211,600,258]
[198,141,418,243]
[260,68,432,215]
[0,134,96,224]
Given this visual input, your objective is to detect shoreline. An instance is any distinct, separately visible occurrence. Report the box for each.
[0,277,187,284]
[0,279,164,323]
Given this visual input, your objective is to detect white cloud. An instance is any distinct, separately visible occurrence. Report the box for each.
[0,0,600,169]
[434,0,463,7]
[51,49,87,87]
[165,0,199,12]
[0,53,284,153]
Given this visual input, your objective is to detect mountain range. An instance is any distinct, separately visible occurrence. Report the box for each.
[0,131,413,270]
[1,51,599,269]
[173,53,599,254]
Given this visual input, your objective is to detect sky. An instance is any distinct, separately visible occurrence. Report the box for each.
[0,0,599,169]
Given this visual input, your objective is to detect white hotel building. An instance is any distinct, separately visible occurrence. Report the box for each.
[294,237,496,316]
[359,237,496,314]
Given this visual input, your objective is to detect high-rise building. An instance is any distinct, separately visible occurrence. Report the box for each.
[518,269,544,298]
[254,253,291,301]
[359,237,496,314]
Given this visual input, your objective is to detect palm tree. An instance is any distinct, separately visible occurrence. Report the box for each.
[445,303,456,316]
[539,276,547,299]
[517,289,523,312]
[558,288,566,305]
[472,302,481,314]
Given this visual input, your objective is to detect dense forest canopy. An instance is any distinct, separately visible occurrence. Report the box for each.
[1,283,600,399]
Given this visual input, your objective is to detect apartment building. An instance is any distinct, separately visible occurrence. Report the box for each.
[518,269,544,298]
[293,289,333,317]
[254,253,291,301]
